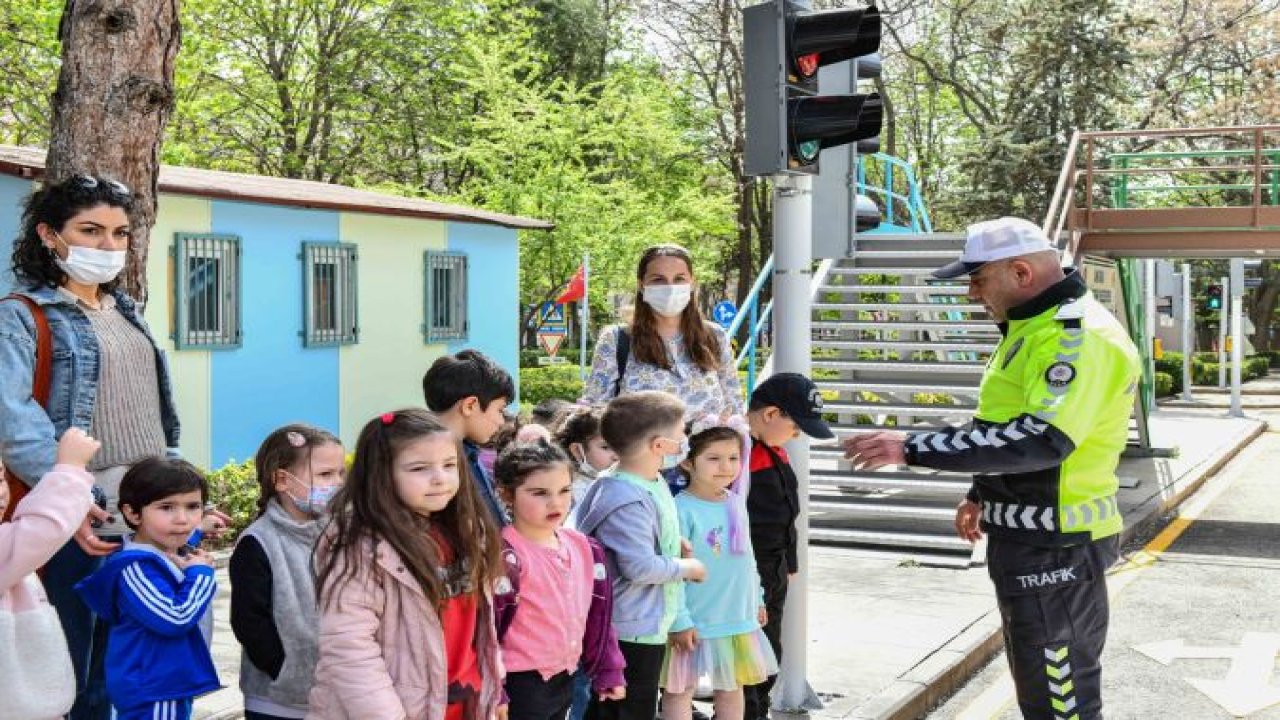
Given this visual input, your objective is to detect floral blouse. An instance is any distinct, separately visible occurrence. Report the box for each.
[579,324,745,420]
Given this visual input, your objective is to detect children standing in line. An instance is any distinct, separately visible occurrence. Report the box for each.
[491,441,626,720]
[309,409,506,720]
[74,457,221,720]
[0,429,107,720]
[555,407,617,509]
[663,423,777,720]
[230,424,346,720]
[740,374,834,720]
[575,391,707,720]
[424,350,516,527]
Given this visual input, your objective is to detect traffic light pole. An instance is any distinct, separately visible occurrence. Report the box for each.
[1181,265,1193,402]
[1218,275,1228,388]
[1230,259,1244,417]
[771,172,823,714]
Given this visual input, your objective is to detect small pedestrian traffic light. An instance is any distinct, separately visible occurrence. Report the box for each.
[743,1,882,175]
[1205,284,1223,311]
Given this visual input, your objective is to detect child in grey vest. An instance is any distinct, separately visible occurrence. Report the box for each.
[229,425,346,720]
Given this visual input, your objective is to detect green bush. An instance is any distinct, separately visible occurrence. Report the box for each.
[1154,352,1182,376]
[1153,372,1174,397]
[205,459,259,547]
[1189,355,1270,386]
[520,365,586,407]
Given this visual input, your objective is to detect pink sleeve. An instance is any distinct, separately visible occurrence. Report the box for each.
[0,465,94,591]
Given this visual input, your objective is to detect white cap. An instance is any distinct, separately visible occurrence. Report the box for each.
[932,217,1057,279]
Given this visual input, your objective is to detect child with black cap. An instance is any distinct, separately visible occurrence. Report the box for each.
[741,372,833,720]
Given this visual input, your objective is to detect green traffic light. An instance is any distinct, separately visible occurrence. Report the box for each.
[797,140,821,163]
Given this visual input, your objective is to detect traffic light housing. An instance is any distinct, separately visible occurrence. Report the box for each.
[1205,284,1223,311]
[744,1,882,176]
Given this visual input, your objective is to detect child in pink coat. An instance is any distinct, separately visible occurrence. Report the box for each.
[0,428,107,720]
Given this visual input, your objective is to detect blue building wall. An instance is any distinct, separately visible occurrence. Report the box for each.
[0,175,30,293]
[208,200,342,463]
[446,221,521,396]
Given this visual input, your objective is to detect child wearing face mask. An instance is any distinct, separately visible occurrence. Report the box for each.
[575,391,708,720]
[555,407,617,510]
[230,424,346,720]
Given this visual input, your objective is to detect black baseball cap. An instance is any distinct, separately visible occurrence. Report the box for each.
[750,373,834,440]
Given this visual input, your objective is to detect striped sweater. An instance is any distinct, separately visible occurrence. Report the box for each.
[74,545,221,711]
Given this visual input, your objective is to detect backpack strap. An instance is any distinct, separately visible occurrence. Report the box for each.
[613,326,630,397]
[1,294,52,520]
[494,541,522,643]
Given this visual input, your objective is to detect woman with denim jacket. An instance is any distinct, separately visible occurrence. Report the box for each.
[0,175,184,720]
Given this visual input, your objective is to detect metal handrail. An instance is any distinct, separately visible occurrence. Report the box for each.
[1047,126,1280,262]
[1043,130,1083,261]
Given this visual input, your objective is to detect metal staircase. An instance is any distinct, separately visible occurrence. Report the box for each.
[806,232,989,567]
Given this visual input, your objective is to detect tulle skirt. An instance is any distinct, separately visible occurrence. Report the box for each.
[661,628,779,693]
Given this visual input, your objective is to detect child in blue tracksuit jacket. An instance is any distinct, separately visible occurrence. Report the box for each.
[75,457,220,720]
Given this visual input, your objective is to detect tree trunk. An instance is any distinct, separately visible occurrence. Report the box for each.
[1247,262,1280,352]
[45,0,182,303]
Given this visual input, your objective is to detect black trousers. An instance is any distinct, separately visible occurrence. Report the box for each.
[507,670,576,720]
[743,550,788,720]
[987,535,1119,720]
[586,641,666,720]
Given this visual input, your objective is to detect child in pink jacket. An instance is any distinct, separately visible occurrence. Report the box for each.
[309,409,508,720]
[0,428,106,720]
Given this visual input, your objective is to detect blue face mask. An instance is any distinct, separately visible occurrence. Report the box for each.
[660,437,690,471]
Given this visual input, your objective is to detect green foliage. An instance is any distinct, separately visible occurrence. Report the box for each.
[519,365,585,407]
[1190,355,1270,386]
[204,459,260,546]
[1153,372,1174,398]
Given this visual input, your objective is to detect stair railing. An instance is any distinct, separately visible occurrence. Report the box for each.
[856,153,935,233]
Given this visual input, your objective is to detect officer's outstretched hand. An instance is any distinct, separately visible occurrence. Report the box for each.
[842,431,907,470]
[954,499,984,543]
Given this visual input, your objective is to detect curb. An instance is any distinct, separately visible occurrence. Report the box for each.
[852,419,1268,720]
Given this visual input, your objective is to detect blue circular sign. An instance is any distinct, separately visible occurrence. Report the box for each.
[713,300,738,329]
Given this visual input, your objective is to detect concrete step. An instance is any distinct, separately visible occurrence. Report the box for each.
[813,359,987,375]
[807,526,973,555]
[825,266,950,277]
[824,402,977,417]
[850,250,962,262]
[816,380,981,395]
[808,496,958,520]
[810,470,973,494]
[812,320,995,333]
[813,340,996,354]
[829,284,969,295]
[811,302,987,313]
[853,232,967,243]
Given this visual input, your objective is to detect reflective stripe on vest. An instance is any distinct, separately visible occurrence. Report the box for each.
[981,496,1118,533]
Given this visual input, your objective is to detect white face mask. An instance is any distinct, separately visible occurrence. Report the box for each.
[642,283,693,317]
[53,233,126,285]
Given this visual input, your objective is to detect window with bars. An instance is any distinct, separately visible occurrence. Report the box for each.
[302,242,359,346]
[424,251,468,342]
[174,234,242,349]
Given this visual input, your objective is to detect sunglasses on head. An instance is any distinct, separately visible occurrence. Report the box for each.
[69,174,132,199]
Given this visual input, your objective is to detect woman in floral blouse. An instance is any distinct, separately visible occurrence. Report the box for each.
[580,244,744,423]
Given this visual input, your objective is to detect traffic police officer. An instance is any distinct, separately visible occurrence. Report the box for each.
[844,217,1140,720]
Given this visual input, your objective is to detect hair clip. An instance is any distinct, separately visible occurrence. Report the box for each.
[381,412,396,425]
[286,431,306,447]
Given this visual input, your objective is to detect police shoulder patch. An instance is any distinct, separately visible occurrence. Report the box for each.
[1045,361,1076,387]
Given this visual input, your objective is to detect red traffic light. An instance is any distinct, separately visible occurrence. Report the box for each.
[787,5,881,87]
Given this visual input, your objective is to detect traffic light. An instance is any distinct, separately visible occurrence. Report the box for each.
[1206,284,1223,311]
[743,1,882,176]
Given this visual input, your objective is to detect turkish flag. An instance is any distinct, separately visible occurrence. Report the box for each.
[555,265,585,304]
